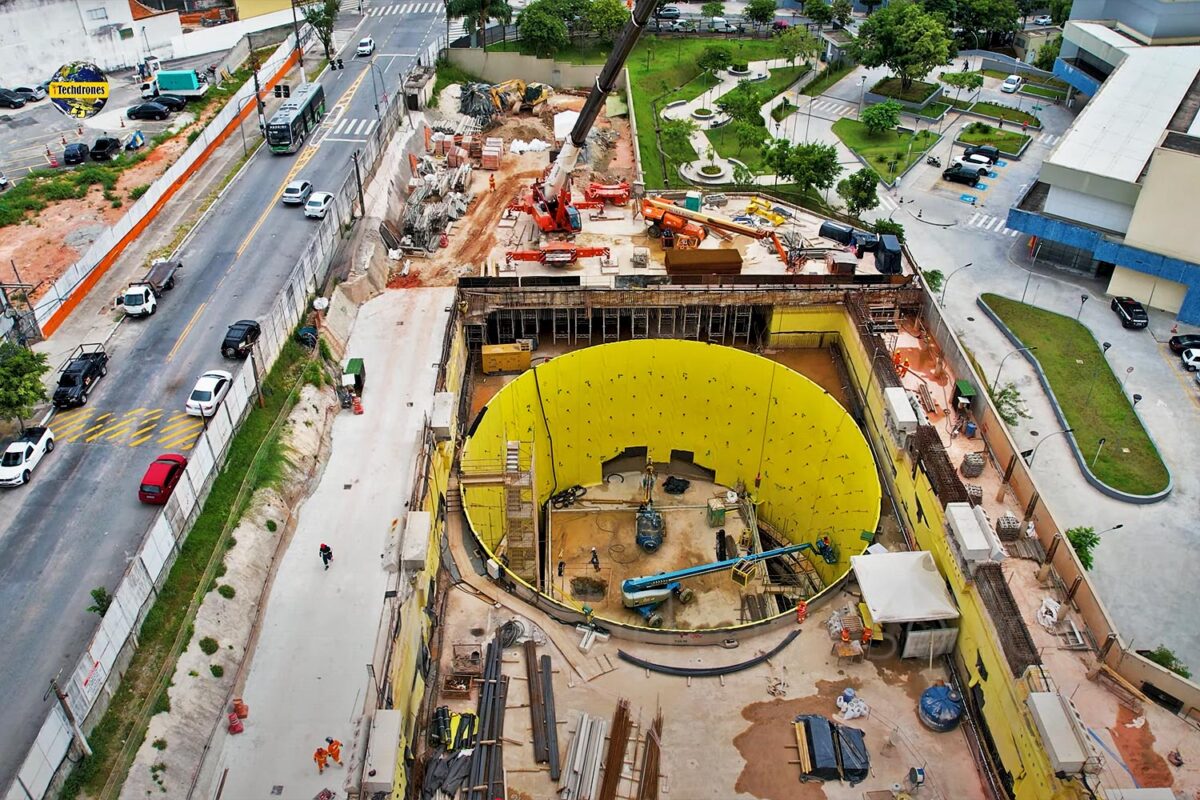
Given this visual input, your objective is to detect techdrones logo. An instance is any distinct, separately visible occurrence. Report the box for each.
[48,62,110,119]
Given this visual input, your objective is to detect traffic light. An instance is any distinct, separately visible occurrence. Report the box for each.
[282,84,290,98]
[330,60,338,71]
[337,58,344,70]
[274,85,282,98]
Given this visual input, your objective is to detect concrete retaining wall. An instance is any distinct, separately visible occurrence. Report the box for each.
[446,48,603,88]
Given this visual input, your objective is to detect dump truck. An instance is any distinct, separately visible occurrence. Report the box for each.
[121,259,180,317]
[141,69,209,100]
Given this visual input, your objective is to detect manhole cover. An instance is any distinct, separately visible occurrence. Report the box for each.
[966,316,975,322]
[1030,430,1039,436]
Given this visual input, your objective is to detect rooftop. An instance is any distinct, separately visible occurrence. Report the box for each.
[1046,45,1200,183]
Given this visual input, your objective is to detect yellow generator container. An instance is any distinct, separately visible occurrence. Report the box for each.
[481,343,532,374]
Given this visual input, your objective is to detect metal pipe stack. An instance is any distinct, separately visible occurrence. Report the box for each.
[558,712,608,800]
[598,699,632,800]
[465,632,508,800]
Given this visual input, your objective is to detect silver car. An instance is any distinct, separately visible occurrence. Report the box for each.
[282,180,313,205]
[11,85,46,101]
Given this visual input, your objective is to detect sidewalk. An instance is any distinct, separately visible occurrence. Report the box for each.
[206,287,452,798]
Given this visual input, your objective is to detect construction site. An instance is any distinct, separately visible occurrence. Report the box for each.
[305,3,1199,800]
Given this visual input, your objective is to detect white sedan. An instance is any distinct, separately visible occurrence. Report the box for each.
[356,37,375,56]
[305,191,335,219]
[186,370,233,417]
[1032,14,1053,25]
[1182,348,1200,372]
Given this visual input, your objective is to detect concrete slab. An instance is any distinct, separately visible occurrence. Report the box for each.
[206,287,452,798]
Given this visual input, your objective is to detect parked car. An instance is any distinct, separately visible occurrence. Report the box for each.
[52,344,109,408]
[1110,296,1148,329]
[665,19,694,31]
[357,36,375,56]
[1168,333,1200,353]
[952,153,992,176]
[0,89,27,108]
[185,370,233,416]
[221,319,261,358]
[282,179,313,205]
[90,137,122,161]
[656,5,681,17]
[1032,14,1053,25]
[128,101,170,120]
[707,16,743,33]
[963,144,1000,164]
[63,143,89,164]
[11,85,46,101]
[305,191,335,219]
[942,164,982,186]
[0,427,54,487]
[772,20,790,31]
[1181,348,1200,372]
[138,453,188,504]
[153,94,188,111]
[1001,74,1023,93]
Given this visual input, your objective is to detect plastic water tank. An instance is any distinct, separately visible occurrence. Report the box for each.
[918,685,964,732]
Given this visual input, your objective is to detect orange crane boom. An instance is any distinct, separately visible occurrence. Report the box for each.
[640,197,794,265]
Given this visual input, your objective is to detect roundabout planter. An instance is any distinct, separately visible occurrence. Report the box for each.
[728,64,750,76]
[692,108,716,121]
[682,160,730,184]
[700,164,723,177]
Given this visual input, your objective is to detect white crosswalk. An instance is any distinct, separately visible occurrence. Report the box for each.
[966,211,1021,237]
[877,194,898,212]
[808,98,852,117]
[1039,132,1060,146]
[369,2,443,14]
[339,0,362,12]
[329,117,378,137]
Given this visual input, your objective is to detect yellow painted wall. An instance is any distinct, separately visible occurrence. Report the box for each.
[1126,145,1200,266]
[234,0,291,19]
[771,307,1082,800]
[461,339,882,609]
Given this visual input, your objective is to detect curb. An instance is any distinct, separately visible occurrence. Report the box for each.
[975,294,1173,504]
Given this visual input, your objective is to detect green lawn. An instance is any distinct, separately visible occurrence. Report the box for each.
[970,101,1040,126]
[982,294,1169,496]
[430,59,486,108]
[803,60,855,96]
[947,97,974,111]
[707,123,771,172]
[1021,83,1066,100]
[832,118,938,181]
[772,99,799,122]
[918,101,951,120]
[870,77,939,104]
[958,122,1031,154]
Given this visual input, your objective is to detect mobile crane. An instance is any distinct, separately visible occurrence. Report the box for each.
[509,0,660,235]
[640,197,796,265]
[621,543,818,628]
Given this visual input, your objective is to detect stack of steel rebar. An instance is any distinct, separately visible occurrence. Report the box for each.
[522,641,562,781]
[597,699,632,800]
[464,632,508,800]
[635,710,663,800]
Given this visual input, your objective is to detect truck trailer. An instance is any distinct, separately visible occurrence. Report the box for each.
[141,70,209,100]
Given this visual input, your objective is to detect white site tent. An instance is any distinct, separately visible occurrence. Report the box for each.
[851,551,960,660]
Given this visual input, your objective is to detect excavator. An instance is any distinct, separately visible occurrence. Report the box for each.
[509,0,660,235]
[640,197,795,265]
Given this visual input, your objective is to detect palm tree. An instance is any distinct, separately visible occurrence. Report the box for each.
[448,0,514,49]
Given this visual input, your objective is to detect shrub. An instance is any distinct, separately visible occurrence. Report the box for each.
[152,738,167,750]
[266,519,278,532]
[217,584,236,599]
[187,129,202,145]
[199,636,219,655]
[130,184,151,200]
[210,664,225,678]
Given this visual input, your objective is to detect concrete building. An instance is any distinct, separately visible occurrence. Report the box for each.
[1013,25,1059,65]
[1007,10,1200,322]
[0,0,182,83]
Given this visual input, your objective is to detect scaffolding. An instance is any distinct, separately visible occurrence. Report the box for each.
[496,308,517,343]
[682,307,701,340]
[657,307,677,337]
[521,309,539,339]
[732,306,752,345]
[707,306,727,343]
[632,307,649,339]
[574,308,592,344]
[503,441,539,584]
[602,307,620,342]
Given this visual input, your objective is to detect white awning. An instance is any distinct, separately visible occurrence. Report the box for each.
[851,551,959,624]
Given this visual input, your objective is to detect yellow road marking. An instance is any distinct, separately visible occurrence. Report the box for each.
[158,423,204,448]
[53,407,91,424]
[234,142,318,260]
[54,413,97,438]
[1158,344,1200,412]
[156,414,201,435]
[166,302,206,363]
[76,414,112,443]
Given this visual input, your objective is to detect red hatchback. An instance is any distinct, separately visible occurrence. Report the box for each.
[139,453,188,504]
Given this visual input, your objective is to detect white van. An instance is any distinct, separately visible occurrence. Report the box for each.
[708,17,743,33]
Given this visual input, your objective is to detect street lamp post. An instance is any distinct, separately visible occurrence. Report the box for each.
[1076,293,1088,320]
[1121,365,1134,391]
[857,74,867,117]
[366,57,387,121]
[939,261,974,305]
[992,346,1037,393]
[1097,524,1124,536]
[1091,437,1106,468]
[1027,427,1074,466]
[1132,393,1143,408]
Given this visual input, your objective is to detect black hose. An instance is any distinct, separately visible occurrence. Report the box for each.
[616,628,801,677]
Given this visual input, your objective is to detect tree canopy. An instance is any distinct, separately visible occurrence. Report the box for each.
[837,168,881,217]
[717,82,766,124]
[830,0,852,27]
[586,0,628,42]
[697,44,733,74]
[777,26,820,66]
[854,0,953,90]
[700,0,724,20]
[1034,34,1062,71]
[517,1,569,55]
[0,342,49,429]
[860,99,902,135]
[765,139,843,195]
[744,0,778,29]
[806,0,832,31]
[302,0,342,60]
[448,0,515,47]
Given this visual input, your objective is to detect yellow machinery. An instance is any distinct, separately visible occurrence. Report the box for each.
[489,79,526,113]
[747,196,786,226]
[481,342,532,374]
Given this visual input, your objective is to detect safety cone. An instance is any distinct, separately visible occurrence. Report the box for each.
[49,155,59,168]
[120,118,125,128]
[439,231,449,248]
[352,395,364,415]
[1171,323,1179,334]
[61,134,67,145]
[227,713,244,734]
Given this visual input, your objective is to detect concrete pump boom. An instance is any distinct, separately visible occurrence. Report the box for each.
[542,0,659,203]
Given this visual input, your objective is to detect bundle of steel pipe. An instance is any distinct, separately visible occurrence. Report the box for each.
[597,699,632,800]
[635,710,663,800]
[465,633,509,800]
[558,712,608,800]
[524,640,548,762]
[542,653,561,781]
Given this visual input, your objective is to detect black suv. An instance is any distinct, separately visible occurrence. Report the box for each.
[127,102,170,120]
[942,164,981,187]
[222,320,261,358]
[0,89,27,109]
[90,137,122,161]
[63,143,89,164]
[154,94,188,111]
[1110,296,1148,329]
[963,144,1000,163]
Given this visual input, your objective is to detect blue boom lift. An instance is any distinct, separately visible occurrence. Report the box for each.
[620,543,821,628]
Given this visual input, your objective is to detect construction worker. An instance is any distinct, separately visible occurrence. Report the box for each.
[489,173,496,192]
[590,547,601,571]
[313,746,329,774]
[325,737,343,766]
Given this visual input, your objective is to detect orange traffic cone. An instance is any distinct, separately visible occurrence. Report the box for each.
[1171,323,1179,334]
[352,394,364,415]
[439,232,449,248]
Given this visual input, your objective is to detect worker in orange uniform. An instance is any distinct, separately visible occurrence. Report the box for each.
[489,174,496,192]
[325,737,344,766]
[313,746,329,774]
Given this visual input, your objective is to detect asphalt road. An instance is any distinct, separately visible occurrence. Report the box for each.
[0,8,445,788]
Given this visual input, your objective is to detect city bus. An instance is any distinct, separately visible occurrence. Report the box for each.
[266,82,326,154]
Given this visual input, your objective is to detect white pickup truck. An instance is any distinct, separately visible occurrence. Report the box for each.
[0,427,55,487]
[122,259,180,317]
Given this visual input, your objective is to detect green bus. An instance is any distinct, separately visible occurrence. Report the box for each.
[266,82,326,154]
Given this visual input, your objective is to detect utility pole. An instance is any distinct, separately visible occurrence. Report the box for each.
[47,676,92,758]
[248,33,268,136]
[351,150,366,217]
[290,0,307,85]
